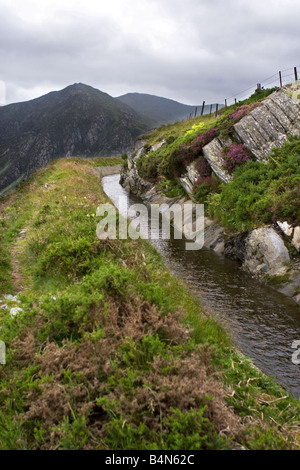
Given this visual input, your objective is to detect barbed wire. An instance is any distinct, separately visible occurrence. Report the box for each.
[192,65,299,118]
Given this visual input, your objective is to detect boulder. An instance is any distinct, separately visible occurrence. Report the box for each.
[243,226,290,276]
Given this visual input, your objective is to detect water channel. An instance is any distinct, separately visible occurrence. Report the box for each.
[102,174,300,398]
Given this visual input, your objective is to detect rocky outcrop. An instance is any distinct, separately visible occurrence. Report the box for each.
[202,135,235,183]
[119,88,300,304]
[119,156,152,196]
[224,233,249,262]
[119,138,167,196]
[232,89,300,161]
[180,89,300,193]
[179,160,201,195]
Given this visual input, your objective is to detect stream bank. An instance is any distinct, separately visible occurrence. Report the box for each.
[103,173,300,398]
[119,135,300,307]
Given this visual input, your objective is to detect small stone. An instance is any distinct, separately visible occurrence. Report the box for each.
[10,307,23,318]
[277,221,293,237]
[4,294,17,302]
[3,294,21,303]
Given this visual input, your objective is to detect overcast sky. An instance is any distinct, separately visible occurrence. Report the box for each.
[0,0,299,106]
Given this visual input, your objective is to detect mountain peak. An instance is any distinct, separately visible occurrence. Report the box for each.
[0,85,151,194]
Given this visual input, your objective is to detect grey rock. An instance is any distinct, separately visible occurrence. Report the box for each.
[277,221,293,237]
[292,226,300,252]
[179,175,194,196]
[199,89,300,183]
[202,136,234,183]
[278,269,300,298]
[179,160,211,197]
[10,307,23,318]
[243,226,290,276]
[203,219,224,251]
[3,294,20,303]
[224,233,248,262]
[120,140,159,196]
[293,293,300,305]
[233,89,300,162]
[151,140,166,152]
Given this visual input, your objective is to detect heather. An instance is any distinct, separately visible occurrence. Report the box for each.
[137,88,275,202]
[209,137,300,231]
[137,86,300,234]
[222,144,252,174]
[0,158,299,450]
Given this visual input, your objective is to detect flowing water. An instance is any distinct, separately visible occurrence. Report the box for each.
[102,174,300,398]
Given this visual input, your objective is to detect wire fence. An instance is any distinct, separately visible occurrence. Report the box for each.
[189,65,300,120]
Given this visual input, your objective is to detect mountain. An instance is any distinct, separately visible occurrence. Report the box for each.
[0,83,152,194]
[116,92,214,125]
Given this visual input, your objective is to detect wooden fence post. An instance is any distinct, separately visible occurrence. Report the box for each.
[215,103,219,118]
[200,101,205,116]
[194,107,198,118]
[279,71,283,88]
[225,99,227,109]
[294,67,298,82]
[209,104,212,115]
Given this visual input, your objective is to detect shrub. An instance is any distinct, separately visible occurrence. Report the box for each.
[222,144,251,174]
[228,103,261,122]
[193,176,220,203]
[185,122,205,137]
[209,137,300,230]
[194,156,212,179]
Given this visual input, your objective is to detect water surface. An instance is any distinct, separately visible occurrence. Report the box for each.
[102,174,300,398]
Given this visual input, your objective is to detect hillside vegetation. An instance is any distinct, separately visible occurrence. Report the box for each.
[135,87,300,233]
[0,158,299,450]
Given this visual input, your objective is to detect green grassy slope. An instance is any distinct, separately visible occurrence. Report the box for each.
[0,158,299,450]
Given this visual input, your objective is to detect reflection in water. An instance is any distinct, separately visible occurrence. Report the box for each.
[102,174,300,398]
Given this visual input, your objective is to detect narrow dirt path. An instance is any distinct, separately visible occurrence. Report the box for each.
[10,230,26,293]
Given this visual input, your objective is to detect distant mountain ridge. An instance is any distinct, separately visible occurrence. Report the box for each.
[0,84,217,195]
[0,83,152,194]
[117,92,215,125]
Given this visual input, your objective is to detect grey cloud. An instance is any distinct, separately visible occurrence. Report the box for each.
[1,0,299,105]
